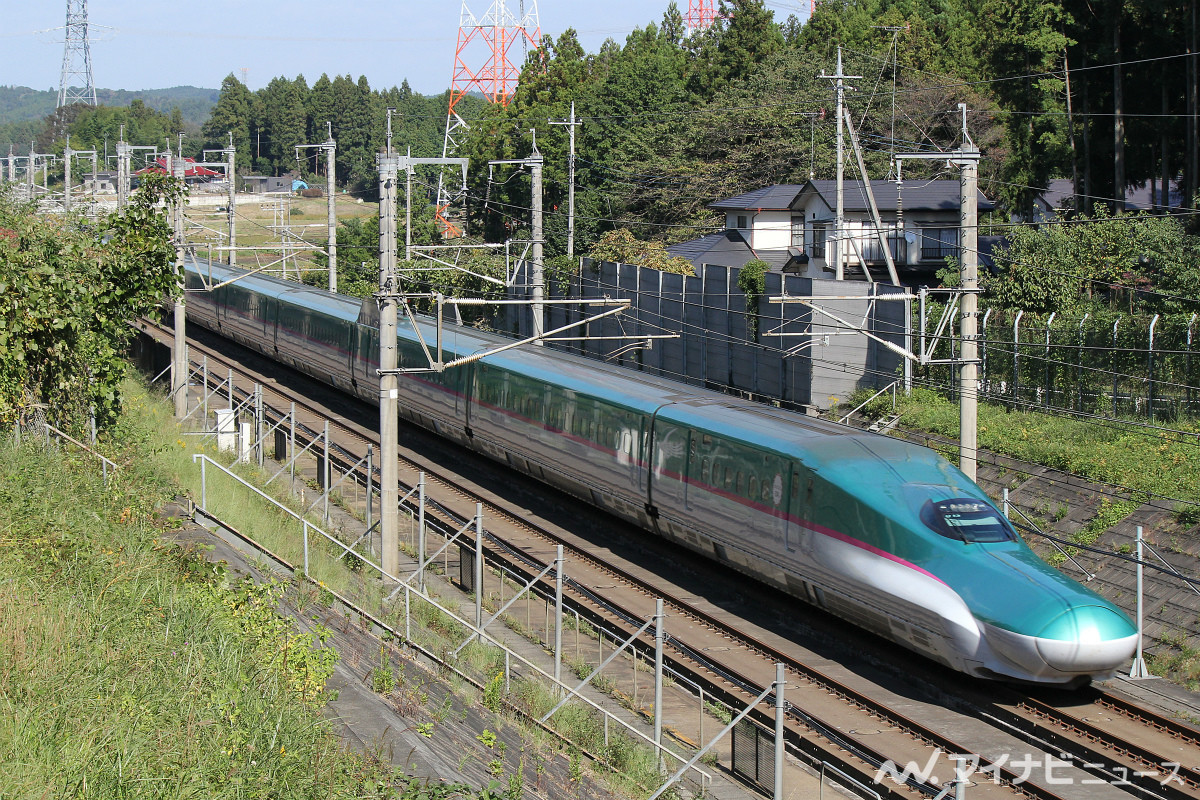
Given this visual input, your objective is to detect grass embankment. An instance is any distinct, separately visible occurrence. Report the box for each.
[0,377,673,798]
[856,387,1200,510]
[0,384,419,797]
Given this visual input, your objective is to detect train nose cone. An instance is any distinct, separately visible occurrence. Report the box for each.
[1035,605,1139,673]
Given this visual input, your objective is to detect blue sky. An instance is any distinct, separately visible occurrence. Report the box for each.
[5,2,809,96]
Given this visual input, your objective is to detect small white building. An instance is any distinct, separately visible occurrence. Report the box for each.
[681,180,995,282]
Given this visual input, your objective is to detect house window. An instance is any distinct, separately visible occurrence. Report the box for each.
[790,216,805,249]
[810,222,827,259]
[736,215,748,230]
[922,227,959,260]
[861,225,907,264]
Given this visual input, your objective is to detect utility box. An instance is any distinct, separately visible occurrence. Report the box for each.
[215,409,236,453]
[238,421,252,463]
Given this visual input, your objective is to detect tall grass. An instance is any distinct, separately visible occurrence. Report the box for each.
[862,387,1200,505]
[47,375,681,797]
[0,377,529,798]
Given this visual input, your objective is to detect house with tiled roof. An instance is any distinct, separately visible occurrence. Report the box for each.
[669,180,995,283]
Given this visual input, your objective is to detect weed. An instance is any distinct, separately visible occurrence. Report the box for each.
[483,671,505,713]
[705,700,733,725]
[1174,503,1200,527]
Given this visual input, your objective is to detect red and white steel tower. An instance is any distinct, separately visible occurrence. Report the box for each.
[437,1,541,236]
[686,0,717,34]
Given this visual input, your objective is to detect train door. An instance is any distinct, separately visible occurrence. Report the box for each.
[684,430,703,510]
[784,466,802,553]
[647,408,686,517]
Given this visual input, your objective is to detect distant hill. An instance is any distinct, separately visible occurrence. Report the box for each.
[0,85,218,127]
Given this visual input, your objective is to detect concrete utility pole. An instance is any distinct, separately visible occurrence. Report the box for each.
[959,138,981,482]
[296,123,337,291]
[63,146,97,215]
[489,134,546,341]
[6,147,14,184]
[226,133,236,265]
[64,144,73,214]
[378,141,401,579]
[820,48,861,281]
[197,139,240,266]
[549,102,581,257]
[894,108,981,481]
[531,130,545,343]
[169,150,189,419]
[116,125,129,211]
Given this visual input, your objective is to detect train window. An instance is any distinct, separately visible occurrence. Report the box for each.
[724,467,733,490]
[920,498,1016,543]
[762,480,772,503]
[737,472,744,494]
[748,476,758,499]
[701,458,711,483]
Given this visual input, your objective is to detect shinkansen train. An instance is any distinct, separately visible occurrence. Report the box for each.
[184,260,1138,685]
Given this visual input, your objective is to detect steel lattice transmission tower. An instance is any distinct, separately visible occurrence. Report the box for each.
[58,0,97,108]
[436,1,540,236]
[686,0,717,34]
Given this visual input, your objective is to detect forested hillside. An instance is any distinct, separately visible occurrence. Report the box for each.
[198,74,481,193]
[455,0,1199,257]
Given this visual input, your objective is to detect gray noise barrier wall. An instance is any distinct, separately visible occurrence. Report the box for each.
[510,259,907,411]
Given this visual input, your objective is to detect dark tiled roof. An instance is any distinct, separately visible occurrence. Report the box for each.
[667,229,754,262]
[708,184,806,212]
[667,230,803,271]
[1039,177,1184,211]
[799,179,994,213]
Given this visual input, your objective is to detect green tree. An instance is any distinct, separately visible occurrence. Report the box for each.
[201,75,254,170]
[259,75,309,176]
[0,175,180,429]
[977,0,1072,218]
[587,228,695,274]
[983,209,1200,314]
[687,0,784,97]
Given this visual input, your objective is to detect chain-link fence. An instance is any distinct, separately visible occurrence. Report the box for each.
[918,308,1200,422]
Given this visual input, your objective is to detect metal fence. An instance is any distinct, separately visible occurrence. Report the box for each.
[506,260,908,410]
[919,308,1200,422]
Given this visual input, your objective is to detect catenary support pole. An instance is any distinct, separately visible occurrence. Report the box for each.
[1131,525,1151,678]
[116,126,129,212]
[959,138,980,482]
[64,144,72,214]
[550,103,581,257]
[378,145,401,580]
[171,150,188,419]
[530,131,545,344]
[326,124,337,292]
[774,662,786,800]
[226,133,236,266]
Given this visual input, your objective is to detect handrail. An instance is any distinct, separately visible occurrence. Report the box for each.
[838,380,900,425]
[189,453,712,790]
[44,423,119,485]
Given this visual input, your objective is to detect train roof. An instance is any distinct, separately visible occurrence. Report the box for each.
[189,260,964,486]
[188,260,362,323]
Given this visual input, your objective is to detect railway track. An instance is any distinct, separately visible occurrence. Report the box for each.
[136,319,1200,800]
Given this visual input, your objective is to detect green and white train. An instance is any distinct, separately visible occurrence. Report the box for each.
[186,261,1138,685]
